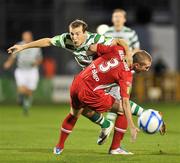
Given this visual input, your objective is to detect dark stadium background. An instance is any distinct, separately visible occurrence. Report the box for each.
[0,0,179,103]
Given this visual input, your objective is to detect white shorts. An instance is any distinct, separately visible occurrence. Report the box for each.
[14,68,39,91]
[107,85,121,100]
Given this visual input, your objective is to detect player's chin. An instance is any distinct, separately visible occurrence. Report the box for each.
[74,42,80,47]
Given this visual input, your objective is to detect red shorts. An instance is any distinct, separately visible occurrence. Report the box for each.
[70,76,115,113]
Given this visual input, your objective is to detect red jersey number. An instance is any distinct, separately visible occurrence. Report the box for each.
[99,58,119,73]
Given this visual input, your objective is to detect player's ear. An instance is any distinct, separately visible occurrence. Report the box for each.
[133,63,139,68]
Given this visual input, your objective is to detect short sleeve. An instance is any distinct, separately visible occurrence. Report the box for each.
[97,44,113,56]
[118,72,133,98]
[94,34,113,45]
[50,33,67,48]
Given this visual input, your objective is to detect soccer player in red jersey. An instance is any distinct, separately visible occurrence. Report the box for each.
[54,43,153,155]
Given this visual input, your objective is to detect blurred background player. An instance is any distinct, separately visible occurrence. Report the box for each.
[4,31,43,115]
[104,9,140,53]
[97,9,143,122]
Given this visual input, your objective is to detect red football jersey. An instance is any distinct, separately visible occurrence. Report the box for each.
[78,44,133,98]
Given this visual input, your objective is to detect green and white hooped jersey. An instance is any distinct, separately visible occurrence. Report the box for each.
[104,26,140,50]
[50,32,113,68]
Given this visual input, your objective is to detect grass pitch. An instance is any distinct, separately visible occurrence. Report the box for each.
[0,103,180,163]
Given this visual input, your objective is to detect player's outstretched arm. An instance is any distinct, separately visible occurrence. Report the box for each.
[122,98,140,142]
[7,38,52,55]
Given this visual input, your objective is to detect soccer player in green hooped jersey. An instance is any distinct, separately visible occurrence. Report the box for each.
[8,19,165,155]
[103,8,143,123]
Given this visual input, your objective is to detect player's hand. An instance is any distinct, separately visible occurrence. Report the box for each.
[7,45,24,55]
[111,39,117,45]
[125,52,133,68]
[3,61,11,70]
[89,44,97,52]
[130,126,140,142]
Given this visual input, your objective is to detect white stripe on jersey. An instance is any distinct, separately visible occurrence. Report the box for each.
[104,26,140,50]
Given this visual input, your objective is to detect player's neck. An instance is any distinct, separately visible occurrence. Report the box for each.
[114,25,123,32]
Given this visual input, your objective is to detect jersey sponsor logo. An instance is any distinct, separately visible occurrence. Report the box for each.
[99,58,119,73]
[123,61,130,71]
[118,50,130,71]
[118,50,125,59]
[91,63,100,82]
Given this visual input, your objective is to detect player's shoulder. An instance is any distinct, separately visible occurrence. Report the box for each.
[87,31,97,40]
[62,32,71,39]
[87,31,105,43]
[51,33,68,42]
[105,26,114,33]
[108,45,125,60]
[87,31,96,36]
[54,32,71,39]
[17,41,24,45]
[112,45,125,53]
[60,33,73,44]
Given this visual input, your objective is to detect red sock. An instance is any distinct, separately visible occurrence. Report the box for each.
[110,114,128,150]
[56,113,78,149]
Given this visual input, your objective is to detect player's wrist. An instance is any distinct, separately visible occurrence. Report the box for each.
[22,44,26,50]
[129,122,136,129]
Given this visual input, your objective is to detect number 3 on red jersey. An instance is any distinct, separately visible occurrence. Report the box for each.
[99,58,119,73]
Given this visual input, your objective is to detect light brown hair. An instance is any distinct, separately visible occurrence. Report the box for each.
[113,8,127,18]
[133,50,152,65]
[69,19,88,32]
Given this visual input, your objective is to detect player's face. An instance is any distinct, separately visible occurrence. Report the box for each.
[69,26,86,47]
[134,61,151,73]
[112,12,126,28]
[22,32,33,43]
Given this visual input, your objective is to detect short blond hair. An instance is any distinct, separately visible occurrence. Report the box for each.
[133,50,152,65]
